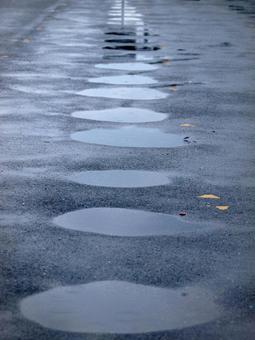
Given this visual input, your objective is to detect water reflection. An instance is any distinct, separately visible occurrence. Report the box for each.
[71,126,184,148]
[53,207,220,236]
[95,62,158,71]
[68,170,171,187]
[88,74,157,85]
[77,87,167,100]
[20,281,221,334]
[71,107,167,123]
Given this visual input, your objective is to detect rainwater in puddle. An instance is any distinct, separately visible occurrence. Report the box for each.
[88,74,157,85]
[20,281,221,334]
[71,107,167,123]
[68,170,171,187]
[103,45,160,51]
[77,87,168,100]
[53,207,219,237]
[71,126,184,148]
[95,62,158,71]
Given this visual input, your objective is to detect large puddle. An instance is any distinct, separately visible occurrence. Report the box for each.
[71,107,167,123]
[71,127,184,148]
[20,281,221,334]
[77,87,168,100]
[68,170,171,187]
[88,75,157,85]
[95,62,158,71]
[53,208,219,237]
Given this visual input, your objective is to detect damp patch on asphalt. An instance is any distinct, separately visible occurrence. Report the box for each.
[68,170,171,187]
[70,126,184,148]
[71,107,167,123]
[20,281,221,334]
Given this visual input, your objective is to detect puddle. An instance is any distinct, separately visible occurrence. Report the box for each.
[103,53,136,60]
[71,107,167,123]
[53,208,218,237]
[71,126,184,148]
[103,45,160,51]
[105,38,136,44]
[95,62,158,71]
[77,87,168,100]
[88,75,157,85]
[68,170,171,187]
[20,281,221,334]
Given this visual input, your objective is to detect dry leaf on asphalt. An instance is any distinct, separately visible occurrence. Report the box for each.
[216,205,229,211]
[198,194,220,199]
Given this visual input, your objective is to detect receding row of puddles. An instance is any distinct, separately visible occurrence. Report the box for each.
[20,280,221,334]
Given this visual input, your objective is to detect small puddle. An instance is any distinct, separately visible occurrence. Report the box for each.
[68,170,171,187]
[53,208,218,236]
[20,281,221,334]
[105,38,137,44]
[71,126,184,148]
[95,62,158,71]
[103,45,160,51]
[77,87,168,100]
[71,107,167,123]
[88,75,157,85]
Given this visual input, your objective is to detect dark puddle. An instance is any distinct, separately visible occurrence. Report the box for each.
[77,87,168,100]
[105,38,136,44]
[71,127,184,148]
[68,170,171,187]
[53,208,219,237]
[71,107,167,123]
[103,53,136,60]
[95,62,158,71]
[20,281,221,334]
[103,45,160,51]
[88,75,157,85]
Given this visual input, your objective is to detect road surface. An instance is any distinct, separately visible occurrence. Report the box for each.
[0,0,255,339]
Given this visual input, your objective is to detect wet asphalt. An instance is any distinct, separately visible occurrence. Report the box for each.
[0,0,255,339]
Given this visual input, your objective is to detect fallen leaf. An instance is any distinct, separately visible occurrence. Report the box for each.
[169,85,177,91]
[162,59,171,64]
[216,205,229,211]
[180,123,194,127]
[198,194,220,199]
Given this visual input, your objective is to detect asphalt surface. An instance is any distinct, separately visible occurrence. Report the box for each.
[0,0,255,339]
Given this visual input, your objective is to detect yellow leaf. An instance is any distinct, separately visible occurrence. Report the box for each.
[216,205,229,211]
[169,85,177,92]
[198,194,220,199]
[180,123,194,127]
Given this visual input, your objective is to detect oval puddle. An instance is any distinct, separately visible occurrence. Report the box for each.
[95,62,158,71]
[88,75,157,85]
[71,126,184,148]
[20,281,221,334]
[68,170,171,187]
[71,107,167,123]
[53,207,219,237]
[77,87,168,100]
[103,45,161,51]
